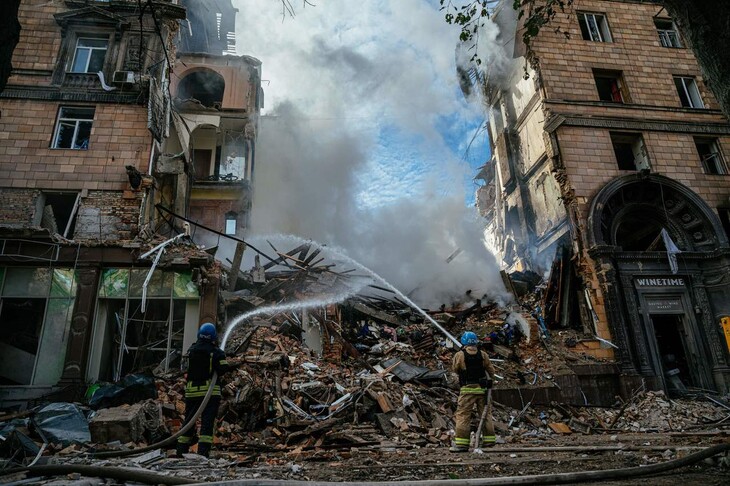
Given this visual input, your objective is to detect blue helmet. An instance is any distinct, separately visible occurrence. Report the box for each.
[460,331,478,346]
[198,323,217,341]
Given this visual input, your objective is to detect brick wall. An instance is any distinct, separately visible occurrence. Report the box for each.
[0,188,39,227]
[533,0,717,110]
[10,2,63,86]
[75,190,143,242]
[0,99,151,191]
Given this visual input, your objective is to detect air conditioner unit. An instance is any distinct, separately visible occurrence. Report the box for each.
[112,70,136,84]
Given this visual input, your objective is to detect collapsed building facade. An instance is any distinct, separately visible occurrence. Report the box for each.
[0,0,262,407]
[473,0,730,394]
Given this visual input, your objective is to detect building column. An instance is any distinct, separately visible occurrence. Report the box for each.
[59,267,100,385]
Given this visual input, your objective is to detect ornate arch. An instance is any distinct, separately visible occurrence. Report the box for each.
[587,174,729,251]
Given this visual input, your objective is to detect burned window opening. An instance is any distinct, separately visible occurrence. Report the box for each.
[177,70,225,108]
[593,70,627,103]
[610,132,650,171]
[42,192,80,237]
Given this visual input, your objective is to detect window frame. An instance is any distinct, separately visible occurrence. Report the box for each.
[225,211,238,235]
[694,137,727,175]
[0,267,77,386]
[593,69,629,103]
[610,132,650,171]
[674,76,704,108]
[655,19,682,48]
[70,36,109,73]
[578,12,612,43]
[51,106,95,150]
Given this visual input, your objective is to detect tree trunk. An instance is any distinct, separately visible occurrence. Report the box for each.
[662,0,730,119]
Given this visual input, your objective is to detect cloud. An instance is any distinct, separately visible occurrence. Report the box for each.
[231,0,505,307]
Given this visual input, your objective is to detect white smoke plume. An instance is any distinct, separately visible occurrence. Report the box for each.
[229,0,510,307]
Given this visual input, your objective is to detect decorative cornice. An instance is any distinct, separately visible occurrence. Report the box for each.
[545,114,730,135]
[0,85,142,104]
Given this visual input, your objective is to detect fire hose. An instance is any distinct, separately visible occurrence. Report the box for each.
[90,372,218,459]
[3,441,728,485]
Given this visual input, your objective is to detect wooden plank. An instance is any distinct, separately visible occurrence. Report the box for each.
[548,422,572,434]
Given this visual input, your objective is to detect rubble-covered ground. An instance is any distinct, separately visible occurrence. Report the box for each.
[2,243,729,484]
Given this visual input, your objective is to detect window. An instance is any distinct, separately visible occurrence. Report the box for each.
[674,77,704,108]
[70,37,108,73]
[655,19,682,48]
[610,132,650,171]
[0,267,77,385]
[225,211,237,235]
[52,106,94,149]
[87,269,199,382]
[594,70,628,103]
[41,192,80,238]
[578,13,612,42]
[694,138,727,175]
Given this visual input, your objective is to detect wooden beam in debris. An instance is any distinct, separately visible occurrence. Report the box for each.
[263,242,310,269]
[352,302,407,327]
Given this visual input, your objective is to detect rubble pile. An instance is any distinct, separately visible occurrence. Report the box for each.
[2,243,729,470]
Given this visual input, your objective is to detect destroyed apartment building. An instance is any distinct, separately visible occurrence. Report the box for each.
[0,0,262,407]
[471,0,730,395]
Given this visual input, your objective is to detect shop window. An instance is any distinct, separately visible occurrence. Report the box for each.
[52,106,95,150]
[88,269,200,382]
[0,267,77,385]
[674,77,704,108]
[695,138,727,175]
[578,12,612,42]
[610,132,650,171]
[655,19,682,48]
[594,70,628,103]
[70,37,108,73]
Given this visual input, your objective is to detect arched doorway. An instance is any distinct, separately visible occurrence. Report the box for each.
[588,174,730,394]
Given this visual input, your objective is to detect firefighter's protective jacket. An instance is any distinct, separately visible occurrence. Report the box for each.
[184,340,231,398]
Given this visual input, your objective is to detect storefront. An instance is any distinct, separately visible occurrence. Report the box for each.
[589,174,730,394]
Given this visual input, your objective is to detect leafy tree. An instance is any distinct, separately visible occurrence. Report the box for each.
[441,0,730,119]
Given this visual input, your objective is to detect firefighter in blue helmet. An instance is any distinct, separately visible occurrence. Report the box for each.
[176,322,232,458]
[450,331,496,452]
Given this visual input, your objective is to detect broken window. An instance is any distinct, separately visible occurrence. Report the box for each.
[610,132,650,171]
[225,211,238,235]
[41,192,80,238]
[70,37,108,73]
[655,19,682,48]
[0,267,77,385]
[578,12,612,42]
[88,269,200,382]
[177,69,225,108]
[220,130,246,181]
[52,106,94,150]
[594,70,627,103]
[674,77,704,108]
[694,137,727,175]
